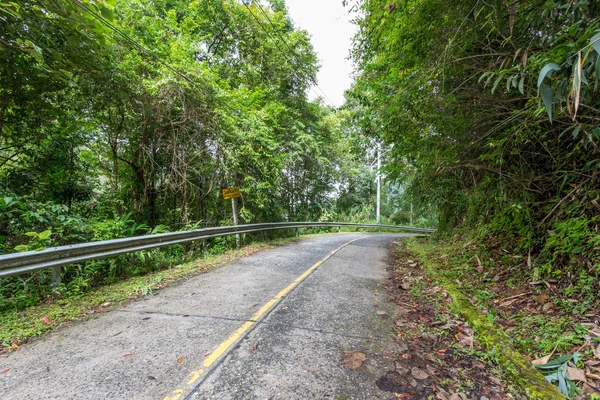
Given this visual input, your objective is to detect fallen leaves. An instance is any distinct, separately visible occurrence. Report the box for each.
[251,344,258,352]
[532,294,548,304]
[583,382,600,396]
[177,356,184,364]
[389,242,512,399]
[123,353,134,358]
[301,364,317,372]
[0,368,10,374]
[455,327,474,348]
[411,367,429,380]
[434,386,468,400]
[11,343,19,351]
[531,354,552,366]
[41,316,52,325]
[399,279,412,291]
[565,366,587,383]
[342,351,366,370]
[594,344,600,360]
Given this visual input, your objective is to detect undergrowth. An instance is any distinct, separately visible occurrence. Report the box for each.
[405,232,599,361]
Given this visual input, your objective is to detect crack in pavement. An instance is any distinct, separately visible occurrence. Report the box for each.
[118,309,388,342]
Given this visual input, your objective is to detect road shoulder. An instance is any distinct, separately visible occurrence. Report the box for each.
[381,239,525,399]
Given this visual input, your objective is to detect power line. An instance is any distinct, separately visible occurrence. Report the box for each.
[242,1,336,108]
[252,0,336,107]
[71,0,243,116]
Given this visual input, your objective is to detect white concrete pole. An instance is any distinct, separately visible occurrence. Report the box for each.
[376,144,381,224]
[231,197,240,248]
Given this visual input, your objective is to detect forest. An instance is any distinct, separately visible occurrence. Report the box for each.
[1,0,433,308]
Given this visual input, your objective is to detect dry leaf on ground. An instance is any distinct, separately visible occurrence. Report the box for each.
[41,316,52,325]
[177,356,184,364]
[566,367,587,383]
[123,353,134,358]
[435,386,451,400]
[411,367,429,380]
[531,354,552,365]
[0,369,9,374]
[11,343,19,351]
[532,294,548,304]
[594,344,600,359]
[457,331,474,347]
[583,382,600,395]
[342,351,366,370]
[301,364,317,372]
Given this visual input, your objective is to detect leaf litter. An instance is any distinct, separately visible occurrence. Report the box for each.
[342,351,366,370]
[379,241,514,399]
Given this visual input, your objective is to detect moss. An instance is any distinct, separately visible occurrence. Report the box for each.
[407,239,564,399]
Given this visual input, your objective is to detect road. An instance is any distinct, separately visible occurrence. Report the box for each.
[0,234,406,399]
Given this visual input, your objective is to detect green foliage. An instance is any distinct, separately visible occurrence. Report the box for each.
[348,0,600,289]
[534,352,583,398]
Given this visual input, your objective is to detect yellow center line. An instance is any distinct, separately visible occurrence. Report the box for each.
[162,237,364,400]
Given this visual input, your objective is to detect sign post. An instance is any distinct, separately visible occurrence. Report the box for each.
[222,186,242,248]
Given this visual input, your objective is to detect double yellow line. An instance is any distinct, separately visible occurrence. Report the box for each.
[163,237,364,400]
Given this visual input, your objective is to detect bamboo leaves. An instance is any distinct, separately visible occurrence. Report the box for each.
[572,52,582,120]
[537,63,561,89]
[537,63,560,123]
[591,32,600,56]
[540,83,554,123]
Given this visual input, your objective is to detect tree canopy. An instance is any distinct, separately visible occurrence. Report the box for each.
[349,0,600,263]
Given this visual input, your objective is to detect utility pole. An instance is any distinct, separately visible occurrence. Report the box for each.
[223,185,241,249]
[376,143,381,224]
[231,196,240,248]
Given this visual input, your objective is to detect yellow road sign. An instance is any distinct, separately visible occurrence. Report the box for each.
[222,186,241,200]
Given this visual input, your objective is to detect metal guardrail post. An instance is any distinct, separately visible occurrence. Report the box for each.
[51,265,61,297]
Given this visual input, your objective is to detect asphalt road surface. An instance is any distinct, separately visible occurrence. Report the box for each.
[1,233,407,399]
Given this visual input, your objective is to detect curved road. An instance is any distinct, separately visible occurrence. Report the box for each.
[1,234,405,399]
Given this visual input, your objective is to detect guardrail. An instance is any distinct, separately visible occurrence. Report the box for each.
[0,222,434,286]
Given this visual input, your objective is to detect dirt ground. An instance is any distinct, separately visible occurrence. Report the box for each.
[377,240,521,400]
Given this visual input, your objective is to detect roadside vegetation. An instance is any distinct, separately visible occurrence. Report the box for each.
[348,0,600,396]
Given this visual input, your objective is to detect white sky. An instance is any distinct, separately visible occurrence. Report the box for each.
[284,0,357,107]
